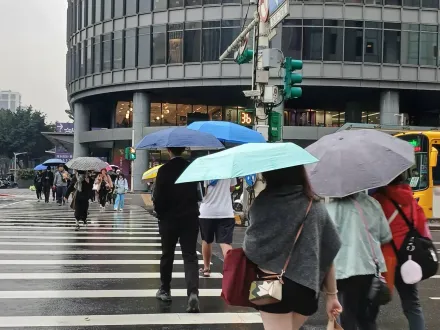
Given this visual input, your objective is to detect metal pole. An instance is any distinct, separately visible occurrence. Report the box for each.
[13,154,17,183]
[131,129,134,193]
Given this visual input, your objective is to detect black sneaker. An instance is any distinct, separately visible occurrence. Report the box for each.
[186,293,200,313]
[83,219,87,226]
[156,288,172,302]
[75,225,80,231]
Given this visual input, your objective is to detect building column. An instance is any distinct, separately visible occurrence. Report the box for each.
[380,90,400,125]
[73,102,90,158]
[132,92,150,192]
[344,102,362,123]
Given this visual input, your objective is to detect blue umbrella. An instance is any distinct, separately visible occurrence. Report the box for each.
[34,164,47,171]
[42,158,66,166]
[187,121,266,144]
[136,127,224,150]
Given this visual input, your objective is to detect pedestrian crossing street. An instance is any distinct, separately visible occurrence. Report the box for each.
[0,199,262,329]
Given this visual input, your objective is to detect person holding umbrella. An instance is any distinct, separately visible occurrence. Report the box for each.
[41,167,54,204]
[65,171,93,231]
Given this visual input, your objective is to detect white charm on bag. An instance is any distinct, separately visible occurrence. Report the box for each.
[401,256,423,284]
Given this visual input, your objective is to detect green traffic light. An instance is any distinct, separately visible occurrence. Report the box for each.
[283,57,303,100]
[235,49,254,64]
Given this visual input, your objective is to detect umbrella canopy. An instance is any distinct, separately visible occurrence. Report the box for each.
[176,142,318,184]
[42,158,66,166]
[34,164,47,171]
[187,121,266,144]
[104,162,113,171]
[135,127,224,151]
[66,157,109,172]
[142,165,163,181]
[306,129,415,198]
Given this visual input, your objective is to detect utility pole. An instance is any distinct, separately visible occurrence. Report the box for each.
[13,152,27,183]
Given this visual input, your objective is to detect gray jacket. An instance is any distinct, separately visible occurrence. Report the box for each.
[243,185,341,295]
[53,171,68,187]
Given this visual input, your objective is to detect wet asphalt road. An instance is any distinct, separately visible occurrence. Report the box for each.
[0,194,439,329]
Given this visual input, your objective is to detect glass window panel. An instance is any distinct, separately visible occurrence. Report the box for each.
[384,23,401,30]
[303,19,323,26]
[383,30,401,64]
[365,21,382,29]
[152,28,167,65]
[102,33,112,71]
[225,107,238,123]
[345,20,363,28]
[113,31,123,70]
[126,0,137,15]
[86,39,93,74]
[344,28,363,62]
[420,32,437,66]
[81,0,86,28]
[324,111,340,127]
[223,0,240,3]
[361,111,368,124]
[177,104,192,126]
[186,0,202,5]
[150,103,162,126]
[125,29,137,68]
[87,0,94,25]
[80,42,85,76]
[204,0,221,4]
[384,0,401,3]
[169,0,184,7]
[139,0,152,12]
[162,103,177,125]
[138,27,151,67]
[403,0,420,6]
[282,27,302,59]
[401,31,419,64]
[284,19,302,26]
[422,0,438,7]
[95,0,102,22]
[402,23,419,31]
[202,28,220,61]
[421,24,437,32]
[114,0,124,17]
[104,0,112,20]
[221,27,241,59]
[364,29,382,63]
[222,20,241,27]
[153,25,167,33]
[193,105,207,113]
[323,27,343,61]
[153,0,167,10]
[324,20,343,27]
[184,29,201,62]
[77,0,82,30]
[115,101,133,128]
[368,112,380,124]
[203,21,221,28]
[75,45,80,78]
[186,21,202,29]
[208,106,222,121]
[168,30,183,63]
[340,112,346,125]
[94,36,102,72]
[303,27,323,61]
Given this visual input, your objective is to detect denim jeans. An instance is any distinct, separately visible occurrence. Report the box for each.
[114,194,125,210]
[395,266,426,330]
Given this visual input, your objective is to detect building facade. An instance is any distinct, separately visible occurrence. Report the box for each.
[0,90,21,112]
[66,0,440,190]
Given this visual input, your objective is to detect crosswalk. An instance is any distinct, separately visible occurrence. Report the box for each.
[0,198,262,329]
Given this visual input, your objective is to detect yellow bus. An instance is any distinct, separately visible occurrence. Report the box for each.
[394,131,439,218]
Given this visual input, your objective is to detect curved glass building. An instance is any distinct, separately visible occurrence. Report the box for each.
[66,0,440,189]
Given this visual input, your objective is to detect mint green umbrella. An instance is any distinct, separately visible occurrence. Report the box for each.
[176,143,318,184]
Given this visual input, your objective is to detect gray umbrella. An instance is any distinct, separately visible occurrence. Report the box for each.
[306,129,415,198]
[66,157,108,172]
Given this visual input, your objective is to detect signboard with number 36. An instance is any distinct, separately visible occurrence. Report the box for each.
[239,110,255,126]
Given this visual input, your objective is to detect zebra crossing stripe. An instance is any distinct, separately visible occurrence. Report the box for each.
[0,235,160,240]
[0,260,206,265]
[0,230,159,234]
[0,250,200,255]
[0,313,262,327]
[0,272,221,279]
[0,242,165,246]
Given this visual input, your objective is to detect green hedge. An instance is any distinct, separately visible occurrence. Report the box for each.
[17,169,35,180]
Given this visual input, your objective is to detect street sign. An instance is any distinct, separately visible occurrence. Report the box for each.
[268,28,277,41]
[259,0,269,23]
[239,109,255,126]
[268,0,290,30]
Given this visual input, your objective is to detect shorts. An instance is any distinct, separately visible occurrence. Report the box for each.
[199,217,235,244]
[255,269,319,316]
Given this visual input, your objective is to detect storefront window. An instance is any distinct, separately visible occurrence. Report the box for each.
[225,107,238,123]
[162,103,177,125]
[177,104,192,126]
[193,105,207,113]
[115,101,133,128]
[208,106,222,120]
[368,112,380,124]
[150,103,162,126]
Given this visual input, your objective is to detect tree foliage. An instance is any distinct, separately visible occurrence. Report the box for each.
[65,109,74,120]
[0,106,55,159]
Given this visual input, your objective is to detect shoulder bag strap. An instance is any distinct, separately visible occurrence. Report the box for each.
[389,199,414,230]
[280,199,313,276]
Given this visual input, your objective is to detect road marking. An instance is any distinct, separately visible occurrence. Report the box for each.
[0,235,160,240]
[0,201,25,209]
[0,272,221,279]
[0,313,261,327]
[0,225,158,229]
[0,230,159,234]
[0,288,219,299]
[0,259,204,265]
[0,219,158,224]
[0,250,199,255]
[0,242,165,246]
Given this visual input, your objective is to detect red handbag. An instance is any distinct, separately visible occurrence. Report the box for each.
[221,248,257,307]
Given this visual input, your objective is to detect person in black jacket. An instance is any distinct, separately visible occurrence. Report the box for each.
[65,171,93,231]
[34,171,43,202]
[41,168,54,203]
[153,147,200,313]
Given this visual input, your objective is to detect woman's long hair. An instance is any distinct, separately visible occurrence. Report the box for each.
[262,165,315,199]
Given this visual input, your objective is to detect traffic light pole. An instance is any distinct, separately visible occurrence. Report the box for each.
[131,128,134,193]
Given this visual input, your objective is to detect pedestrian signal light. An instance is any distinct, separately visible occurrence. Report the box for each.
[238,109,255,126]
[235,49,254,64]
[124,147,136,161]
[283,57,303,100]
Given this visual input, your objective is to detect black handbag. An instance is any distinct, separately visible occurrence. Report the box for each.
[389,199,438,281]
[353,200,392,306]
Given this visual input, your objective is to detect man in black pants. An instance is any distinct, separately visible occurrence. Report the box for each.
[153,147,200,313]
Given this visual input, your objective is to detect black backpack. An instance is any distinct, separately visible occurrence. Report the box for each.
[390,199,438,281]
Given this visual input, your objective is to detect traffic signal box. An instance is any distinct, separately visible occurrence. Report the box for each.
[283,57,303,100]
[235,49,254,65]
[124,147,136,161]
[269,111,282,142]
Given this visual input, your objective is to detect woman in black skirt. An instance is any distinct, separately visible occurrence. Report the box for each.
[66,171,93,231]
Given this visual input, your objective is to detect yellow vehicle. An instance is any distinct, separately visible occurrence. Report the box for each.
[394,131,439,218]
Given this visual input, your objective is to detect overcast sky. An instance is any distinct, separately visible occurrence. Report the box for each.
[0,0,69,123]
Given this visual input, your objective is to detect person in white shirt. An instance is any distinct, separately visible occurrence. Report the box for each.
[199,178,237,277]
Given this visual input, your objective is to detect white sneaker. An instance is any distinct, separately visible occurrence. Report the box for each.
[119,209,123,212]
